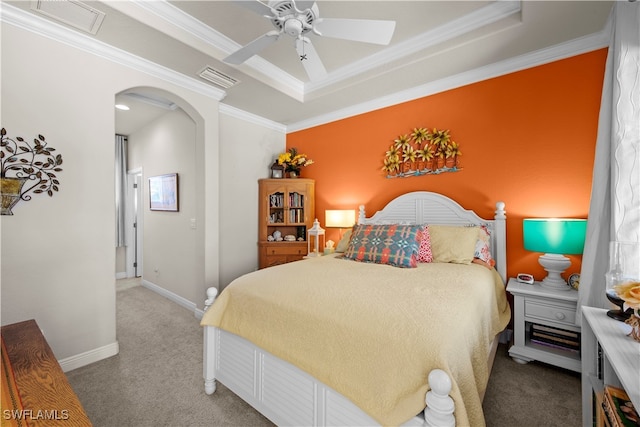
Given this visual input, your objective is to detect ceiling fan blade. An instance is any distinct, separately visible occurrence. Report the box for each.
[295,38,327,81]
[231,0,273,17]
[295,1,316,11]
[314,18,396,45]
[224,31,280,64]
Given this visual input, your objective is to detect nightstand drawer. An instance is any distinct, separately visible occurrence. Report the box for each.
[266,246,306,256]
[525,299,576,325]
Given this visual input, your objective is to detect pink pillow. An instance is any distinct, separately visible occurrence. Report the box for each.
[475,225,495,267]
[417,225,433,263]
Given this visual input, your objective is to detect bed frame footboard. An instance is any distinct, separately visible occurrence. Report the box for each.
[202,286,456,426]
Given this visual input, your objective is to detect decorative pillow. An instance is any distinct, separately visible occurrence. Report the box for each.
[428,225,479,264]
[416,225,433,263]
[342,224,423,268]
[474,225,495,267]
[472,258,493,270]
[335,228,353,253]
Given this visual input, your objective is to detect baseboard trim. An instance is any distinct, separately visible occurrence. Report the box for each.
[59,341,120,373]
[141,279,198,317]
[115,271,127,280]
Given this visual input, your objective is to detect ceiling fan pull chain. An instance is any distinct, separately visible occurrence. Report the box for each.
[299,36,307,62]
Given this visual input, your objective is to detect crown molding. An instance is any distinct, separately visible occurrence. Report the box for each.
[219,104,287,133]
[0,3,226,102]
[287,29,609,132]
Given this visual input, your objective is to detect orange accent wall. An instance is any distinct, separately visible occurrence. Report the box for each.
[288,49,607,282]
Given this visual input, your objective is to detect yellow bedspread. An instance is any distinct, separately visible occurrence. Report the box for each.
[201,255,510,426]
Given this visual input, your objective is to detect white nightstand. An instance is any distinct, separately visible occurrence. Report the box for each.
[507,277,581,372]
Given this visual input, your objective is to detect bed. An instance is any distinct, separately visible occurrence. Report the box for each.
[201,191,510,426]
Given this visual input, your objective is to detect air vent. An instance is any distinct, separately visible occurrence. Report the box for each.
[198,66,240,89]
[31,0,105,35]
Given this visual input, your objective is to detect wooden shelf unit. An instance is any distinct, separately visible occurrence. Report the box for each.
[258,178,315,269]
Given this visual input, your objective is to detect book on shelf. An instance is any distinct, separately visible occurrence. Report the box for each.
[597,343,604,380]
[530,338,580,353]
[531,323,579,339]
[603,385,640,427]
[530,331,580,348]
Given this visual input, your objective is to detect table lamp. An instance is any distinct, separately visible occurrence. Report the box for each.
[325,209,356,239]
[523,218,587,291]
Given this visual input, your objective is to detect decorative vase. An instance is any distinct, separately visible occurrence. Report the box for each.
[1,177,28,215]
[288,170,298,178]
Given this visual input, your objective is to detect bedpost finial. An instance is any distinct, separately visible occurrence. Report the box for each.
[428,369,452,396]
[495,201,506,219]
[204,287,219,310]
[424,369,455,427]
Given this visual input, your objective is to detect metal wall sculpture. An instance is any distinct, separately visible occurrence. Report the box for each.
[382,127,462,178]
[0,128,64,215]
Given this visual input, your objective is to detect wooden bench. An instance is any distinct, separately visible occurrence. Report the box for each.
[1,319,91,426]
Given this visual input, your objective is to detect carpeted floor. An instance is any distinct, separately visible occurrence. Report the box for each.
[66,281,581,426]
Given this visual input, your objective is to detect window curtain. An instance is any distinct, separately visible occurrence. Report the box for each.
[115,134,128,248]
[577,1,640,323]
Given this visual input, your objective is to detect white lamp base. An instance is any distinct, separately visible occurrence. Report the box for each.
[538,253,572,291]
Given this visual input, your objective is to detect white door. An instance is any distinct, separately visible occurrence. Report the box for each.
[126,169,143,278]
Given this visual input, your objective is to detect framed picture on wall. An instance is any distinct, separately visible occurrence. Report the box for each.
[149,173,179,211]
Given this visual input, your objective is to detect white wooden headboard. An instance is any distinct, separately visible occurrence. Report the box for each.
[358,191,507,282]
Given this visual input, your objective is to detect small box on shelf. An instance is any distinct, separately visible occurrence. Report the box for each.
[602,385,639,427]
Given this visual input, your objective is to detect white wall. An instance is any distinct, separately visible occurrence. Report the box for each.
[218,113,285,289]
[0,18,221,366]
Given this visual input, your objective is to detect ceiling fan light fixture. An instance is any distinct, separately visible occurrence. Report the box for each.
[284,18,303,37]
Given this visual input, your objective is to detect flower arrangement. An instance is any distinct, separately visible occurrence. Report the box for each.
[277,147,313,174]
[614,281,640,342]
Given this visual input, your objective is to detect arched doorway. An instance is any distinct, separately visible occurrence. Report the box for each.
[114,86,208,309]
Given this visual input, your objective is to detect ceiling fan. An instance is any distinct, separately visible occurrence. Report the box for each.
[224,0,396,81]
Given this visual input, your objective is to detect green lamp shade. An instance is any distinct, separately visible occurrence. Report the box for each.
[523,218,587,255]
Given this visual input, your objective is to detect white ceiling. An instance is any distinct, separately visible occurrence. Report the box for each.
[7,1,613,134]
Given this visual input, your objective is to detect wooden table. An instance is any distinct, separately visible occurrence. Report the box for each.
[1,319,91,426]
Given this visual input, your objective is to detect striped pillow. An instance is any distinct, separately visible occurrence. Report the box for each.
[342,224,423,268]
